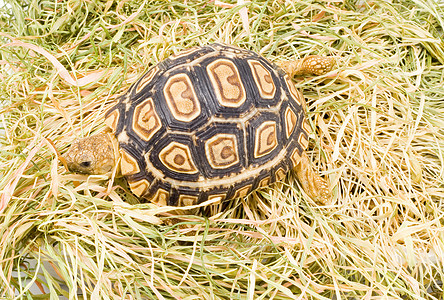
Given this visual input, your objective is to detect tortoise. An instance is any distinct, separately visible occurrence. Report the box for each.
[64,43,333,206]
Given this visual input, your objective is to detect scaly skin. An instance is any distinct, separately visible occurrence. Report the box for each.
[294,152,331,204]
[64,133,118,175]
[279,55,335,76]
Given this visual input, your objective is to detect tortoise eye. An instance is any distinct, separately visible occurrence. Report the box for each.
[80,161,91,168]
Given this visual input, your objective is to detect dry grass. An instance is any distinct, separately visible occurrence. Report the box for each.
[1,0,444,299]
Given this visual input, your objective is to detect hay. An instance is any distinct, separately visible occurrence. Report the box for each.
[1,0,444,298]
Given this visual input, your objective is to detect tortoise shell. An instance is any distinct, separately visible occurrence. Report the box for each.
[104,43,310,206]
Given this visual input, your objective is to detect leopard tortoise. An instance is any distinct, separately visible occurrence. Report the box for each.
[64,43,334,206]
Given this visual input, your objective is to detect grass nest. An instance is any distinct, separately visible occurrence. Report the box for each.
[1,0,444,299]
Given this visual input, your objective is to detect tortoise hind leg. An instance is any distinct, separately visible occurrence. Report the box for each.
[279,55,335,76]
[294,152,331,204]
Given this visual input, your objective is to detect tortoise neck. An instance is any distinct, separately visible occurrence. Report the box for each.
[107,132,120,174]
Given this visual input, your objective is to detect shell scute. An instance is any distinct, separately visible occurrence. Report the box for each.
[107,44,308,205]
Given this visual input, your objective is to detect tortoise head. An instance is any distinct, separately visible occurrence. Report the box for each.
[64,133,118,175]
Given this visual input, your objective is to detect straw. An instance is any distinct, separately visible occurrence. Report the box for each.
[1,0,444,298]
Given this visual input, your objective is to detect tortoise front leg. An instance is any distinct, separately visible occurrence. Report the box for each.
[294,152,331,204]
[279,55,335,76]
